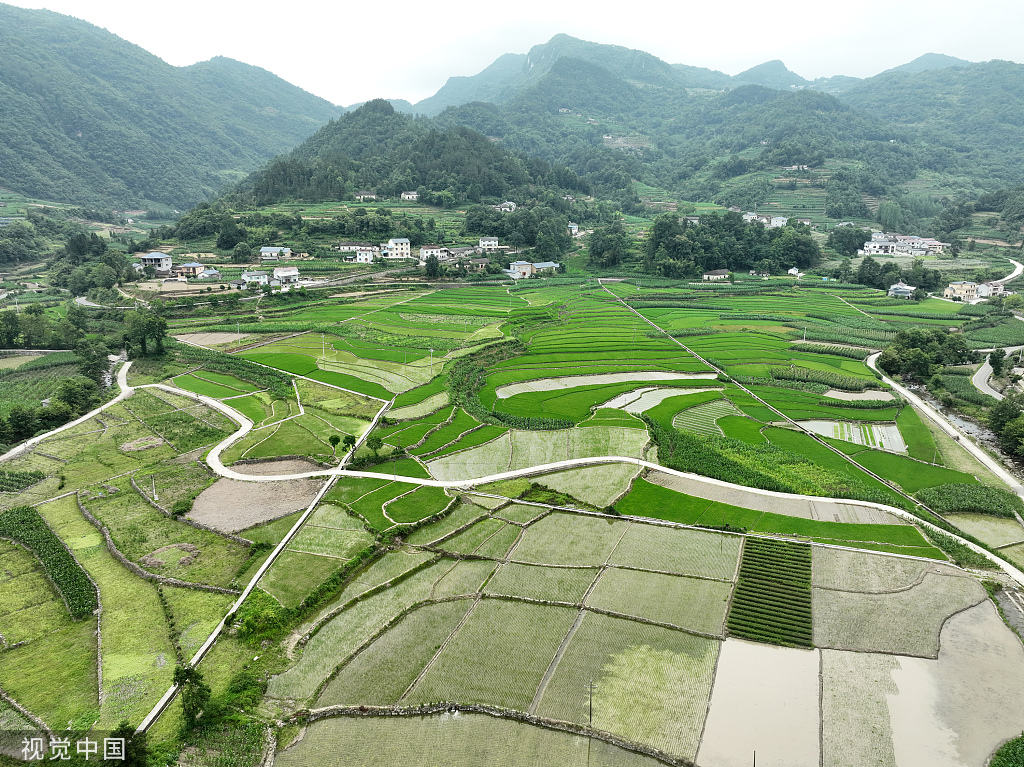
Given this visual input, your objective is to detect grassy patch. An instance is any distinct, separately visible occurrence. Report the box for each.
[386,486,451,525]
[261,551,342,608]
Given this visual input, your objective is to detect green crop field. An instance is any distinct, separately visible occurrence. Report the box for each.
[9,277,1020,764]
[727,539,813,648]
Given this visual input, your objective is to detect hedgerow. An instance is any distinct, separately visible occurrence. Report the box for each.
[917,483,1024,519]
[769,367,877,391]
[790,326,895,345]
[0,505,98,619]
[790,343,871,360]
[920,527,996,570]
[728,376,828,394]
[816,398,898,410]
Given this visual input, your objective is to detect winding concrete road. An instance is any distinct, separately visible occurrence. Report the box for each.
[867,352,1024,500]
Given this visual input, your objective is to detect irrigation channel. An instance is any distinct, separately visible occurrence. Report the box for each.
[5,347,1024,734]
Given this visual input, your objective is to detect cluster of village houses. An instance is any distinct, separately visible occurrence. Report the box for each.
[133,232,564,289]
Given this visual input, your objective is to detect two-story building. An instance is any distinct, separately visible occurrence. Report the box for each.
[241,270,269,288]
[420,245,452,261]
[493,201,517,213]
[944,281,979,301]
[478,237,499,252]
[567,222,579,236]
[401,191,419,201]
[172,262,206,278]
[508,260,535,278]
[336,242,379,261]
[273,266,300,284]
[139,252,172,273]
[381,238,412,259]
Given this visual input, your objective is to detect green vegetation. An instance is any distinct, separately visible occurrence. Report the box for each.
[727,539,812,648]
[916,483,1024,518]
[0,505,97,618]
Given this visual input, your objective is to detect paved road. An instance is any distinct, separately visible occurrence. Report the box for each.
[971,345,1024,401]
[867,352,1024,501]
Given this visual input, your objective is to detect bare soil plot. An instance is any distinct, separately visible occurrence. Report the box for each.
[600,386,723,412]
[188,476,325,532]
[275,713,661,767]
[823,389,895,401]
[404,600,577,711]
[511,513,628,567]
[608,523,740,581]
[647,470,902,524]
[812,547,955,592]
[496,372,717,399]
[696,639,820,767]
[821,650,899,767]
[228,458,325,476]
[532,463,639,508]
[173,332,251,347]
[948,513,1024,547]
[886,601,1024,767]
[536,612,718,761]
[588,568,732,635]
[426,426,649,482]
[813,572,985,657]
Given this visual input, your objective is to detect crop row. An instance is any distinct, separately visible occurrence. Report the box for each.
[916,483,1024,518]
[816,398,898,410]
[938,375,998,407]
[0,468,46,492]
[727,539,812,648]
[728,376,829,394]
[172,340,293,399]
[0,505,98,619]
[789,343,871,360]
[769,367,875,392]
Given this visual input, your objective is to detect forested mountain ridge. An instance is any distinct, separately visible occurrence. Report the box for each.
[0,3,342,209]
[231,100,602,208]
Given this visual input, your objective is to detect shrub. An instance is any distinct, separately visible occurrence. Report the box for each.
[0,469,46,492]
[769,367,876,391]
[0,505,98,618]
[790,343,870,360]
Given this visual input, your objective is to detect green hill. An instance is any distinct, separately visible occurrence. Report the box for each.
[0,3,341,209]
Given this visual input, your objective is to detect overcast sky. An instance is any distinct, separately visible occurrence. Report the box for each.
[8,0,1024,106]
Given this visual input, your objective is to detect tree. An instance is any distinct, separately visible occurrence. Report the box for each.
[424,254,440,278]
[999,415,1024,456]
[343,434,356,452]
[826,227,869,257]
[74,339,110,384]
[366,435,383,455]
[988,394,1024,435]
[990,348,1007,378]
[173,664,211,731]
[232,241,253,264]
[328,434,341,455]
[108,720,150,766]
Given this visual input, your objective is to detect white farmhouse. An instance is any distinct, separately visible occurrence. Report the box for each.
[139,252,172,273]
[420,245,452,261]
[478,237,499,252]
[260,246,292,260]
[241,270,269,287]
[401,191,419,201]
[273,266,300,284]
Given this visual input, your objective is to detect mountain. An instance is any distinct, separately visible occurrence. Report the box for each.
[233,99,595,207]
[839,60,1024,184]
[0,3,342,208]
[413,53,529,116]
[411,34,684,116]
[671,63,734,90]
[733,60,809,89]
[881,52,973,75]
